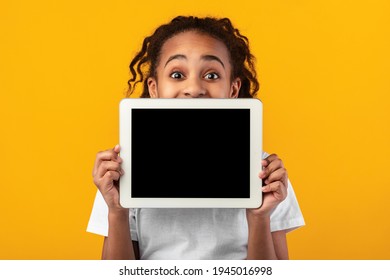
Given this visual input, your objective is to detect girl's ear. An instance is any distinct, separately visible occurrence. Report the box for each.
[230,78,242,98]
[147,77,158,98]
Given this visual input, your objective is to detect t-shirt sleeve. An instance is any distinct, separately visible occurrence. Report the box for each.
[262,151,305,232]
[86,190,139,241]
[270,178,305,232]
[86,190,109,236]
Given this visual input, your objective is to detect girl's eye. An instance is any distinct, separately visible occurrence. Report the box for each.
[170,71,184,79]
[204,72,219,80]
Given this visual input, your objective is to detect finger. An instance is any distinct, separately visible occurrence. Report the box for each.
[98,147,122,163]
[259,157,271,178]
[113,144,121,154]
[262,181,283,192]
[93,146,122,176]
[100,170,121,190]
[93,149,118,177]
[262,181,287,201]
[261,158,271,167]
[261,155,284,179]
[265,154,279,162]
[96,160,123,179]
[264,167,288,185]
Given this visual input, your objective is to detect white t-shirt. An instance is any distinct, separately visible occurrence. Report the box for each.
[87,154,305,259]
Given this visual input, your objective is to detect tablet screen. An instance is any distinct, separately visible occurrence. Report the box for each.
[131,108,250,198]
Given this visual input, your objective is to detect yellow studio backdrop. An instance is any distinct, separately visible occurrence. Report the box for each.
[0,0,389,259]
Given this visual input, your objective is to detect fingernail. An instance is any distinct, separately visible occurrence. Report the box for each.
[120,169,125,175]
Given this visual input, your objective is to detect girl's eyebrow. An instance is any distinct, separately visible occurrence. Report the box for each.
[164,54,186,67]
[164,54,225,68]
[202,55,225,68]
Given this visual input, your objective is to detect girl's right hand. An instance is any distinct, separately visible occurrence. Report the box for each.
[92,144,125,211]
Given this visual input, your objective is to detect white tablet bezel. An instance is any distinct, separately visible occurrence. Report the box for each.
[119,98,262,208]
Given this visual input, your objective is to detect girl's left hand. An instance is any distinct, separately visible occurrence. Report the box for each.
[247,154,288,218]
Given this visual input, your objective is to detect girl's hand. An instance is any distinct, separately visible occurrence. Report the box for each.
[92,144,125,211]
[247,154,288,218]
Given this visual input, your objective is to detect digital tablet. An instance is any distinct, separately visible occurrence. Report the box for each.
[119,98,263,208]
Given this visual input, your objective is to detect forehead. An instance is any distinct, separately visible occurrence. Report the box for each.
[158,31,231,65]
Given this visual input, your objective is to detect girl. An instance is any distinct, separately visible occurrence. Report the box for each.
[87,16,305,260]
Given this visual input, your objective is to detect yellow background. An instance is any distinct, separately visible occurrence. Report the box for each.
[1,0,389,259]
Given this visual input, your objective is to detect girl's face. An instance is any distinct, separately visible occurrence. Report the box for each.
[147,31,241,98]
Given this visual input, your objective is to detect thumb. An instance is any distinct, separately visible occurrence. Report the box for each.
[114,144,121,153]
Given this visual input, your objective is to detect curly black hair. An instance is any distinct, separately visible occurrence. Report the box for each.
[127,16,259,98]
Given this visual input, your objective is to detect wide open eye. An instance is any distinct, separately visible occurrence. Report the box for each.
[170,71,185,79]
[204,72,219,80]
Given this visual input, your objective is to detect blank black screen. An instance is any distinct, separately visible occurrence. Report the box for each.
[131,109,250,198]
